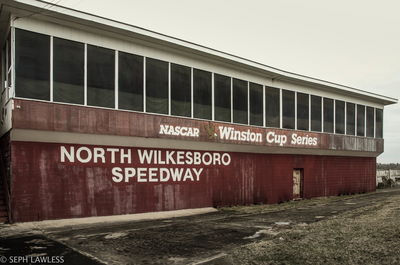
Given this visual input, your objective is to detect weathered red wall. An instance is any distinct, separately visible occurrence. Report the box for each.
[10,141,376,222]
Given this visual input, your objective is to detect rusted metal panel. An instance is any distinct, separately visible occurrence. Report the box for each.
[11,99,383,155]
[10,141,376,222]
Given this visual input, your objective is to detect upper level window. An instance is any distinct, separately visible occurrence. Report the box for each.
[118,51,143,111]
[249,82,263,126]
[323,98,334,133]
[53,37,84,104]
[233,78,248,124]
[171,63,191,117]
[214,74,231,122]
[376,108,383,138]
[366,106,374,137]
[15,29,50,100]
[282,90,295,129]
[146,58,168,114]
[265,87,280,128]
[356,105,365,136]
[346,102,355,135]
[193,68,212,120]
[297,92,309,131]
[335,100,345,134]
[311,95,321,132]
[87,45,115,108]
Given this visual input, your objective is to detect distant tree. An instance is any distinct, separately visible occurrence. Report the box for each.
[377,163,400,170]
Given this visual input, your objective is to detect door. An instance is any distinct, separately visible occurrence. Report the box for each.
[293,169,303,199]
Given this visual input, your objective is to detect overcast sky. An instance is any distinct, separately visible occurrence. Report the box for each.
[52,0,399,163]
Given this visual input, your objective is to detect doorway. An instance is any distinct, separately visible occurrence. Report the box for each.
[293,168,304,199]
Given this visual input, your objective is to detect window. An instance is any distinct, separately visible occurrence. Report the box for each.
[87,45,115,108]
[118,51,143,111]
[214,74,231,122]
[357,105,365,136]
[282,90,295,129]
[376,109,383,138]
[297,92,309,131]
[171,63,191,117]
[249,82,263,126]
[53,38,84,104]
[233,78,248,124]
[265,87,280,128]
[146,58,168,114]
[346,102,355,135]
[311,95,321,132]
[323,98,334,133]
[15,29,50,100]
[193,68,212,120]
[366,106,374,137]
[335,100,345,134]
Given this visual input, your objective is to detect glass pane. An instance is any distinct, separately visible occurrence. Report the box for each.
[357,105,365,136]
[214,73,231,122]
[15,29,50,100]
[171,63,191,117]
[265,86,280,128]
[249,82,263,126]
[53,37,84,104]
[118,51,143,111]
[311,95,321,132]
[297,92,309,131]
[375,109,383,138]
[193,68,212,120]
[335,100,345,134]
[323,98,334,133]
[87,45,115,108]
[146,58,168,114]
[366,106,374,137]
[282,89,295,129]
[233,78,248,124]
[346,102,355,135]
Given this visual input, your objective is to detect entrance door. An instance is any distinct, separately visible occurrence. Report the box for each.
[293,169,303,199]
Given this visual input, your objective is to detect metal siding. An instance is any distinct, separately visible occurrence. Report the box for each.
[10,141,376,222]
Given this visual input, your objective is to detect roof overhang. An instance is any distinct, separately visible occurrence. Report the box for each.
[0,0,398,106]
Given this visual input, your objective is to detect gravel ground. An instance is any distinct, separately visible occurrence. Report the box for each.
[1,187,399,265]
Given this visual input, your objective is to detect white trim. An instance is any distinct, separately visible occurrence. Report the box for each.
[279,88,282,129]
[168,62,171,115]
[143,57,146,112]
[333,99,336,133]
[294,91,297,130]
[355,104,358,136]
[308,94,311,131]
[115,50,118,109]
[11,26,15,99]
[190,67,193,118]
[262,85,266,127]
[211,72,214,121]
[247,81,250,125]
[344,101,347,135]
[321,97,324,132]
[50,36,53,102]
[373,107,376,138]
[231,78,234,122]
[84,43,87,106]
[364,105,367,137]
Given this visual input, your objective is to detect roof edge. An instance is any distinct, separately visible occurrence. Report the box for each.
[3,0,398,105]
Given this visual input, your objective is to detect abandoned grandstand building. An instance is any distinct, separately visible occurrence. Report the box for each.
[0,0,397,223]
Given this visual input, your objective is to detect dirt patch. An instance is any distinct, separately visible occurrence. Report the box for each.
[2,188,400,264]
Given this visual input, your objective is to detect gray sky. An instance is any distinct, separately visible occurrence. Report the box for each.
[54,0,399,163]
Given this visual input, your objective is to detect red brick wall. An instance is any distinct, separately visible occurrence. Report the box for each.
[10,141,376,222]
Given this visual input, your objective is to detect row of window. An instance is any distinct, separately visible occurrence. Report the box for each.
[14,28,383,138]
